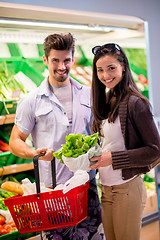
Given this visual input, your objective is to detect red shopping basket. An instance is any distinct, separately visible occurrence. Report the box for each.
[4,154,89,234]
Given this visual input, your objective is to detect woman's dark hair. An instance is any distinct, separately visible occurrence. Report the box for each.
[43,33,75,59]
[91,43,150,135]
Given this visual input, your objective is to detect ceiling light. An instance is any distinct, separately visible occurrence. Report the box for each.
[0,18,127,32]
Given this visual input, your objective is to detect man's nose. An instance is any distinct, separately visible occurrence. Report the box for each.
[58,61,65,70]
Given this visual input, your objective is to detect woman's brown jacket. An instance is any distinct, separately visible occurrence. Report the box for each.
[111,95,160,180]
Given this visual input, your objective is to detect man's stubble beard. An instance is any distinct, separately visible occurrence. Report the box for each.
[53,70,69,83]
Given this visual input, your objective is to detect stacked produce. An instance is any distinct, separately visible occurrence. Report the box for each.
[0,216,17,235]
[0,140,9,153]
[0,61,27,99]
[0,176,20,236]
[0,61,27,114]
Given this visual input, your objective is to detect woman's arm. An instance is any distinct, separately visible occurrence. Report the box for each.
[112,97,160,170]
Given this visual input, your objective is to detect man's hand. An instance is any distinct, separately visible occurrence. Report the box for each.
[34,148,54,161]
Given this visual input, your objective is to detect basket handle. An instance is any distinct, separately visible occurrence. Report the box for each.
[33,154,56,195]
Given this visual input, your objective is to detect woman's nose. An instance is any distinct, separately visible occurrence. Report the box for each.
[103,71,110,79]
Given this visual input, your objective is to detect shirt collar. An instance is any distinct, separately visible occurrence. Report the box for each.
[37,77,50,96]
[70,77,83,90]
[37,76,83,97]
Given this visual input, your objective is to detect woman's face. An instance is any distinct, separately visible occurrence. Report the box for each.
[96,54,124,90]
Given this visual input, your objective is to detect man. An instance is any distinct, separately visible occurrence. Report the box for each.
[9,33,104,239]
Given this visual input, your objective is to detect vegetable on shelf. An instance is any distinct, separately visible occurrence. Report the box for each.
[53,132,99,163]
[0,61,27,100]
[0,188,16,200]
[0,215,5,225]
[1,181,23,196]
[0,221,17,235]
[0,140,10,152]
[0,180,18,236]
[138,74,148,85]
[0,199,8,211]
[0,190,17,235]
[0,175,20,188]
[0,228,10,235]
[0,61,28,115]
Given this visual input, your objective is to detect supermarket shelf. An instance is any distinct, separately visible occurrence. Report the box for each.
[140,219,159,240]
[0,162,34,175]
[0,114,15,125]
[0,116,5,125]
[142,210,159,227]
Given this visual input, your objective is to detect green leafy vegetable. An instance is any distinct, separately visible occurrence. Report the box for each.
[53,132,99,163]
[0,198,8,210]
[0,61,27,101]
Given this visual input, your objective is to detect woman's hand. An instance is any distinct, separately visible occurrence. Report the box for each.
[34,148,54,161]
[90,152,112,170]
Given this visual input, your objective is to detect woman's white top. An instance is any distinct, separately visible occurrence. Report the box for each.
[99,116,133,186]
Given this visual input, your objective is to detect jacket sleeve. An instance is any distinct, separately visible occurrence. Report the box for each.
[112,97,160,170]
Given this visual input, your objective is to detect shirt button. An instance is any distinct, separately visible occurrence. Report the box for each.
[64,112,66,115]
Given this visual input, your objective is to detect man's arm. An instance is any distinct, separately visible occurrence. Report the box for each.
[9,124,54,161]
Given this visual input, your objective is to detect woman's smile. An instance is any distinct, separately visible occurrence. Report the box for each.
[104,78,114,83]
[96,55,124,89]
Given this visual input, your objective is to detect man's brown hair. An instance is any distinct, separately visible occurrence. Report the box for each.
[43,33,75,59]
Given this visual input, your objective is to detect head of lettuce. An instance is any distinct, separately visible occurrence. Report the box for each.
[53,132,99,164]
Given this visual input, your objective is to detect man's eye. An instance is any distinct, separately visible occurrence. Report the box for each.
[65,59,71,64]
[52,59,58,63]
[97,69,103,73]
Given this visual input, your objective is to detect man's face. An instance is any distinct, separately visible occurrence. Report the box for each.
[43,49,74,86]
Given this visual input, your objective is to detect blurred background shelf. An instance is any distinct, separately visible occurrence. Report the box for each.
[0,114,15,125]
[0,162,34,176]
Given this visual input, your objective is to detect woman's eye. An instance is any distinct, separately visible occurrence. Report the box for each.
[109,67,115,70]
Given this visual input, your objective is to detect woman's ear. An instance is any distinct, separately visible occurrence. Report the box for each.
[122,64,125,74]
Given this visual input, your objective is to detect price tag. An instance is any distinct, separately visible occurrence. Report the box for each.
[12,89,22,99]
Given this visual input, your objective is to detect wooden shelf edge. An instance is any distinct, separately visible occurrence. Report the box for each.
[0,114,16,125]
[0,116,5,125]
[0,162,34,175]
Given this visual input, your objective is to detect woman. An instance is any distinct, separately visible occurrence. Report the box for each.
[90,43,160,240]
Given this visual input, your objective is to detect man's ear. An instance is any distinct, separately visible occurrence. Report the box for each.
[72,56,74,66]
[43,55,48,66]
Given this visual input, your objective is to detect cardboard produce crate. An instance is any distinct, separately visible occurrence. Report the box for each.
[141,192,159,240]
[142,192,158,216]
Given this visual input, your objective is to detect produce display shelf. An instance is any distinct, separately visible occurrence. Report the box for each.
[0,116,5,125]
[0,230,39,240]
[0,114,15,125]
[0,151,33,168]
[25,58,47,86]
[0,151,11,168]
[0,57,44,88]
[37,43,44,56]
[7,43,23,57]
[0,100,18,116]
[0,162,34,176]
